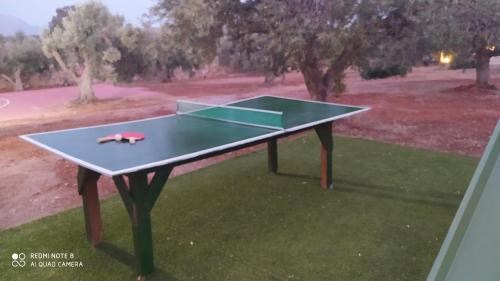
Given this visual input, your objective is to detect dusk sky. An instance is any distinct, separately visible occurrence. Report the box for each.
[0,0,156,27]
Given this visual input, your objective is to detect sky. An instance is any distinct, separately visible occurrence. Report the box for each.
[0,0,156,27]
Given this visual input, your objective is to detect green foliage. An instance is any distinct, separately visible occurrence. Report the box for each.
[427,0,500,56]
[42,1,124,101]
[150,26,200,81]
[216,5,292,83]
[449,52,476,70]
[425,0,500,85]
[48,6,74,32]
[151,0,421,99]
[360,64,409,80]
[150,0,222,65]
[0,33,49,90]
[357,0,424,80]
[0,33,46,74]
[113,24,199,83]
[112,25,151,82]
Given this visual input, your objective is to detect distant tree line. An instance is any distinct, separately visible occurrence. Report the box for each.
[152,0,500,100]
[1,0,499,103]
[1,2,199,103]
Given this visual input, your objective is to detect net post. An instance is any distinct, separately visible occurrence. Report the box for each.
[176,100,284,130]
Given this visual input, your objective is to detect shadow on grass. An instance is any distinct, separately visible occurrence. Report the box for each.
[276,172,461,208]
[96,242,179,281]
[276,172,320,181]
[335,178,462,208]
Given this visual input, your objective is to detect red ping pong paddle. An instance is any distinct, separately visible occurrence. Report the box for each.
[121,132,145,144]
[97,132,145,144]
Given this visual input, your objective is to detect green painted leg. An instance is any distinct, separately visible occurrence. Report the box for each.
[77,166,102,246]
[267,139,278,173]
[128,172,154,276]
[132,208,154,276]
[314,123,334,189]
[112,165,173,277]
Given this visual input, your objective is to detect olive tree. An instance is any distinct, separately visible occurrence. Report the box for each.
[427,0,500,88]
[41,1,123,103]
[149,0,222,81]
[112,24,153,82]
[113,24,199,82]
[151,0,421,101]
[0,32,48,91]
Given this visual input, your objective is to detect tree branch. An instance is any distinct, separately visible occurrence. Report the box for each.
[323,44,355,92]
[0,74,15,86]
[51,50,80,83]
[102,33,113,46]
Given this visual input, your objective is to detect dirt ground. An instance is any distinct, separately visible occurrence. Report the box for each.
[0,66,499,230]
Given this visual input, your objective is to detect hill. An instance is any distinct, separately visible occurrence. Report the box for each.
[0,14,39,36]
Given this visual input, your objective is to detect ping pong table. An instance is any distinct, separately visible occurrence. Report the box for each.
[21,95,368,276]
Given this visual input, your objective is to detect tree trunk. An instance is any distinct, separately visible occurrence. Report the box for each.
[280,73,286,85]
[163,68,173,83]
[300,42,328,101]
[1,74,16,88]
[51,50,79,84]
[300,66,328,101]
[77,57,97,104]
[327,46,354,96]
[263,72,275,86]
[475,51,491,88]
[51,50,98,103]
[14,67,23,91]
[299,41,354,101]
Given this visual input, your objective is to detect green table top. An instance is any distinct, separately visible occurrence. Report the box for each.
[21,95,367,176]
[427,120,500,281]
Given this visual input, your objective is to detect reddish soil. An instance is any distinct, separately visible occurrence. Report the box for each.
[0,66,499,230]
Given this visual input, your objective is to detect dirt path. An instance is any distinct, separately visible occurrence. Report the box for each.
[0,66,499,230]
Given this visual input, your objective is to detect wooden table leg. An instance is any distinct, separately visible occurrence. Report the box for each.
[267,139,278,173]
[112,165,173,277]
[77,166,102,246]
[314,123,333,189]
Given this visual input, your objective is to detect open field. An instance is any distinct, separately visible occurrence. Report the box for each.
[0,66,499,230]
[0,135,478,281]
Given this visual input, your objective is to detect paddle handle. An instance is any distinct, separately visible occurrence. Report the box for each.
[97,134,122,143]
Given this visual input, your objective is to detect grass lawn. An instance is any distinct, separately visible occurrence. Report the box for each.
[0,135,477,281]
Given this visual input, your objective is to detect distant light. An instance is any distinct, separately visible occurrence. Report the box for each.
[486,45,496,51]
[440,51,452,64]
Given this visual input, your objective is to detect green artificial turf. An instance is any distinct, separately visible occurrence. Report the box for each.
[0,135,477,281]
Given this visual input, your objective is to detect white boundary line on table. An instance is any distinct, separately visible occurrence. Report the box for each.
[250,94,369,110]
[227,95,371,133]
[20,95,370,177]
[0,97,10,109]
[285,106,370,132]
[21,113,175,135]
[20,134,116,176]
[20,129,284,177]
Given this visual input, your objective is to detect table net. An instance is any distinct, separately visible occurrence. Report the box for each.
[176,100,284,130]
